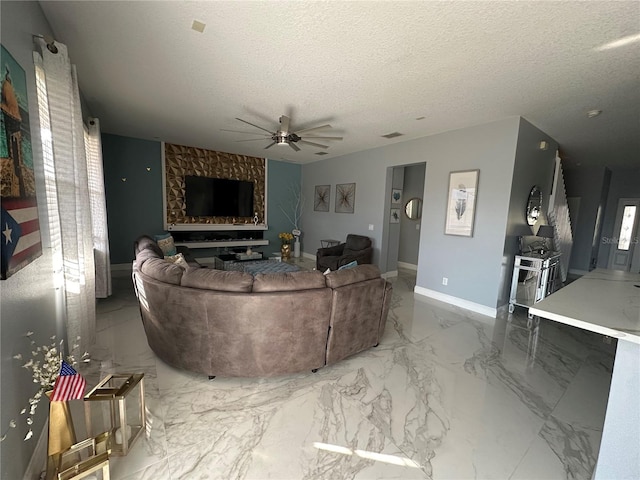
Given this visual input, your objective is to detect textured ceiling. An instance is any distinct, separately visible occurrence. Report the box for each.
[39,1,640,167]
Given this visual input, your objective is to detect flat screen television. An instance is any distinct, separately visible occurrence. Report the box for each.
[185,176,254,217]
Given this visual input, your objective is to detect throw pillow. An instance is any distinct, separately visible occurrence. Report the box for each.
[155,233,177,256]
[164,252,188,269]
[338,260,358,270]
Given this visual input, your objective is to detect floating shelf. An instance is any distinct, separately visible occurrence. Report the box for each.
[175,239,269,249]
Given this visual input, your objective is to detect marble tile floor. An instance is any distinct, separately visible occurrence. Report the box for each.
[86,268,616,479]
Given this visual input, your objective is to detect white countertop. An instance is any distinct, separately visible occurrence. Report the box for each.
[529,268,640,344]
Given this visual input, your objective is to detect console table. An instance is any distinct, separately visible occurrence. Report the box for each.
[171,228,268,250]
[529,269,640,479]
[508,252,561,316]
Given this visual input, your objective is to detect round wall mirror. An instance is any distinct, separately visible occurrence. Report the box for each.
[526,186,543,226]
[404,197,422,220]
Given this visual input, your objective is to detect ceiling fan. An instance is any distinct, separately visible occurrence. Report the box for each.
[222,115,343,152]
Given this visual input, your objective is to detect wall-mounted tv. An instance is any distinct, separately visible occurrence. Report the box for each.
[185,176,254,217]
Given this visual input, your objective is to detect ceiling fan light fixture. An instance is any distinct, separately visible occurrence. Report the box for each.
[230,114,343,152]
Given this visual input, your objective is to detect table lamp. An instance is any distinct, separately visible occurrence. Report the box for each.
[536,225,555,254]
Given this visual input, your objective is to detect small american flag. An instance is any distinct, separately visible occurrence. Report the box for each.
[50,360,86,402]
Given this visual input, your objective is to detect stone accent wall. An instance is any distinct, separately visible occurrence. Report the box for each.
[164,143,265,226]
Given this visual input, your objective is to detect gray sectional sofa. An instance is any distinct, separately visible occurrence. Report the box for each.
[132,236,392,377]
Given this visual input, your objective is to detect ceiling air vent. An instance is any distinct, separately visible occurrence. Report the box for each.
[381,132,404,139]
[315,152,328,155]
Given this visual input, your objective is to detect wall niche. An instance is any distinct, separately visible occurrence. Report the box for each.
[163,143,266,229]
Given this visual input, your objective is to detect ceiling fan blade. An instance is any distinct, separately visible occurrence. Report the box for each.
[298,140,329,149]
[279,115,290,134]
[264,141,277,149]
[221,128,270,135]
[236,117,274,134]
[295,124,332,134]
[301,136,343,141]
[236,138,273,142]
[289,142,301,152]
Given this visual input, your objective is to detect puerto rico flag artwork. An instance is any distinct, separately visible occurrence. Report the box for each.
[1,199,42,279]
[1,44,42,279]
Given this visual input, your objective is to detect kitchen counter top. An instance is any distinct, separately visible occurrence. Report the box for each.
[529,268,640,344]
[528,268,640,479]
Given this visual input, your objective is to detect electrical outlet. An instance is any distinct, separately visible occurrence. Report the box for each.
[416,223,420,230]
[442,277,448,286]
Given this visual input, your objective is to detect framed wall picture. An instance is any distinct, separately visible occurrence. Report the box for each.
[335,183,355,214]
[1,44,42,279]
[314,185,330,212]
[391,188,402,205]
[390,208,401,223]
[445,169,479,237]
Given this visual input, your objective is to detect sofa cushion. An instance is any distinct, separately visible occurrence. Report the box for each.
[345,234,371,250]
[325,264,381,288]
[135,235,164,257]
[164,252,189,269]
[181,268,253,292]
[135,245,163,266]
[141,257,184,285]
[252,271,326,292]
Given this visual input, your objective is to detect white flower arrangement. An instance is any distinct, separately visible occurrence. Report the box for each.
[0,332,89,442]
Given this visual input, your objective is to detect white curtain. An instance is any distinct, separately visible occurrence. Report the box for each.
[33,39,100,353]
[84,120,111,298]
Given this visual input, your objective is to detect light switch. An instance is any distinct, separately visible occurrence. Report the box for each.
[368,224,374,231]
[416,223,420,230]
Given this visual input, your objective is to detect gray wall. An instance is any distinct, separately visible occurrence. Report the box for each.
[564,166,609,272]
[302,117,521,309]
[101,133,300,264]
[499,118,558,305]
[1,2,62,479]
[597,167,640,268]
[398,163,426,266]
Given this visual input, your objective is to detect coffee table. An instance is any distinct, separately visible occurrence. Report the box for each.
[214,253,263,271]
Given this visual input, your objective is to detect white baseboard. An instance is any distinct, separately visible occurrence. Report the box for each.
[414,286,497,318]
[302,252,316,261]
[23,423,47,480]
[397,261,417,271]
[382,270,398,279]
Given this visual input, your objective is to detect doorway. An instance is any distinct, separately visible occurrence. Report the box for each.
[383,163,426,274]
[607,198,640,272]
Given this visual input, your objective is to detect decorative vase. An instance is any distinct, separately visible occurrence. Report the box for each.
[294,238,300,258]
[281,243,291,260]
[45,391,77,457]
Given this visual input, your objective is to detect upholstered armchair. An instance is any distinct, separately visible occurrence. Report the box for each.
[316,234,373,271]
